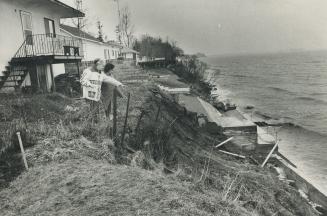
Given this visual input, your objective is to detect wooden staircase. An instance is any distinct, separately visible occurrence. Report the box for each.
[0,64,28,91]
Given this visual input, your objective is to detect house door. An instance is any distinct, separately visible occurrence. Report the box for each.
[20,11,33,56]
[44,18,57,55]
[36,65,53,93]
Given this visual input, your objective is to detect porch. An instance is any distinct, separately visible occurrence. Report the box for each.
[11,34,84,63]
[0,34,83,93]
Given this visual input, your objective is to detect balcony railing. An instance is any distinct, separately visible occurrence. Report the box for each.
[13,34,84,59]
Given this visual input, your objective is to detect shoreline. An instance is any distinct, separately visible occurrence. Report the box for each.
[0,62,325,215]
[201,62,327,210]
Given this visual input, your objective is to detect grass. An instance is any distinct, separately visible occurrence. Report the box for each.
[0,66,320,215]
[0,159,255,216]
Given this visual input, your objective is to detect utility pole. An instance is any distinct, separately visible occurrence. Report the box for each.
[114,0,122,44]
[76,0,83,30]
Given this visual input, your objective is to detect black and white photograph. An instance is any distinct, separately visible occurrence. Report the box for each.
[0,0,326,215]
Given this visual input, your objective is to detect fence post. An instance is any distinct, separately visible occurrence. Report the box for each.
[51,35,55,55]
[155,104,161,121]
[121,93,131,147]
[112,87,118,141]
[16,132,28,170]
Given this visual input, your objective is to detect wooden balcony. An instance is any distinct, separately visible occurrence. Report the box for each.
[11,34,84,64]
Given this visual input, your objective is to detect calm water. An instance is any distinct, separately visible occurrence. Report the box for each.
[202,51,327,194]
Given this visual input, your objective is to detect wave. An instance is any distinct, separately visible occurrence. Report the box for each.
[280,123,327,138]
[310,92,327,96]
[251,110,327,136]
[229,74,248,78]
[305,60,323,64]
[253,110,275,120]
[295,96,327,105]
[266,86,296,95]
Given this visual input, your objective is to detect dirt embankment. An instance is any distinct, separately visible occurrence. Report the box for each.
[0,71,320,215]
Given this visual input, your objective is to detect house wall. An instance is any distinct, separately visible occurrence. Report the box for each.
[60,28,121,62]
[83,41,121,61]
[0,0,62,74]
[107,47,121,60]
[123,53,135,59]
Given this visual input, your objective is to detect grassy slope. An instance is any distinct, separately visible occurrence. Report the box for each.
[0,69,319,216]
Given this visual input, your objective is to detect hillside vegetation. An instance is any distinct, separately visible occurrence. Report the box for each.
[0,72,319,215]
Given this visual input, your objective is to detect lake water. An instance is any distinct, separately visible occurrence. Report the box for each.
[202,50,327,194]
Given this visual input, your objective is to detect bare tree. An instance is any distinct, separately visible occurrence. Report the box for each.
[60,0,92,31]
[119,6,135,47]
[72,0,89,30]
[113,0,122,43]
[97,21,104,42]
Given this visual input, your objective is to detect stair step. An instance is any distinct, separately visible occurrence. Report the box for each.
[6,76,22,81]
[3,82,21,86]
[3,78,22,83]
[9,72,26,76]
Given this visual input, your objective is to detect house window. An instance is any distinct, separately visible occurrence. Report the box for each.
[104,49,107,59]
[20,11,33,45]
[44,18,56,37]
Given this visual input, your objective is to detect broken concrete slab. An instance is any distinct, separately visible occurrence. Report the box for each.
[158,85,190,94]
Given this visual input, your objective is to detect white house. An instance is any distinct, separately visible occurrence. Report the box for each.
[0,0,84,93]
[60,24,122,61]
[120,47,140,62]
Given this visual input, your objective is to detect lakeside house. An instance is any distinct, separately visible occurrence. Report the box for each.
[60,24,122,62]
[0,0,85,93]
[120,47,140,62]
[59,24,123,75]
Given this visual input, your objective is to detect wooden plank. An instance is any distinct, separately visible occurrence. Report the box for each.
[218,150,245,159]
[215,137,234,148]
[277,152,297,168]
[261,142,279,167]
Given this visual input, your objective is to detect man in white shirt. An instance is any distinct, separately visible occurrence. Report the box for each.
[80,59,123,121]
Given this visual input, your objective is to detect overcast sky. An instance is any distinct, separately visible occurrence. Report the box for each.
[61,0,327,55]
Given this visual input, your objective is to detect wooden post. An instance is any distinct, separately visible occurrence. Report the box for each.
[218,150,245,159]
[134,110,144,136]
[261,142,279,167]
[50,64,56,92]
[16,132,28,170]
[121,93,131,147]
[76,61,80,79]
[215,137,234,148]
[155,104,161,121]
[112,87,118,141]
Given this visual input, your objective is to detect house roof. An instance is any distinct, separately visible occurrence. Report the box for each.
[105,41,123,48]
[19,0,85,18]
[121,47,139,54]
[60,24,101,42]
[48,0,85,17]
[60,24,123,49]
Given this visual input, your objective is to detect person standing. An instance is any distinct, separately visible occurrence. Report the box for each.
[80,59,123,121]
[101,62,123,118]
